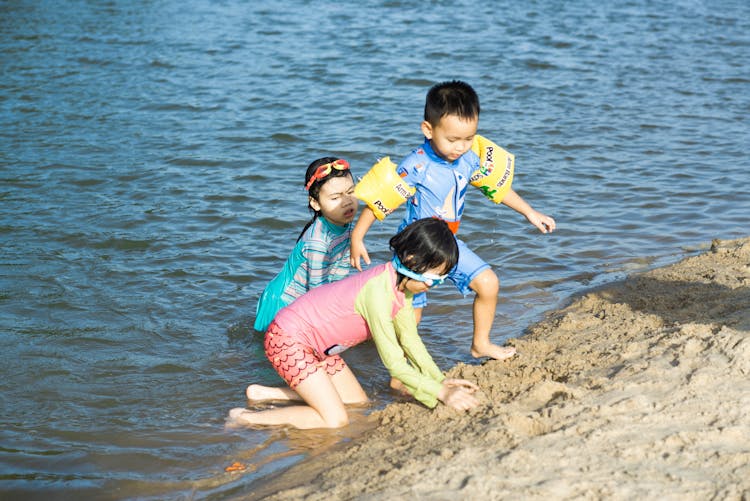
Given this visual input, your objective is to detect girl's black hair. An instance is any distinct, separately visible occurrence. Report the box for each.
[389,218,458,277]
[297,156,353,241]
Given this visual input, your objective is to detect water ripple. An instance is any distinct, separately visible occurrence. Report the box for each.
[2,0,749,497]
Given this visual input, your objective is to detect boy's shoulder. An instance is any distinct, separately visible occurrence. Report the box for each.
[399,142,430,164]
[395,143,427,177]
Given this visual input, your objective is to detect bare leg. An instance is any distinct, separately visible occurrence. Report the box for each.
[246,384,302,402]
[413,306,423,325]
[246,365,367,404]
[330,364,369,404]
[228,370,353,429]
[469,269,516,360]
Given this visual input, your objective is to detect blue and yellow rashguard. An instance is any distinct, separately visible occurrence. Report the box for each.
[396,139,489,307]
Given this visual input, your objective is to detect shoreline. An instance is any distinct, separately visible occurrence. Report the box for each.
[240,237,750,500]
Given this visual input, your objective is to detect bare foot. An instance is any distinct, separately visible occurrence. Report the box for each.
[389,377,410,396]
[225,407,253,428]
[471,343,516,360]
[245,384,300,402]
[245,384,273,401]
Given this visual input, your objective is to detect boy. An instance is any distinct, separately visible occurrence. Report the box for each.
[350,80,555,361]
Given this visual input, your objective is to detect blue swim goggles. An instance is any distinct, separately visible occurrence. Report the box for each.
[391,256,448,287]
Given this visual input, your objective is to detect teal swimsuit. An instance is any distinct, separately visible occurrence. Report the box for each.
[254,217,352,331]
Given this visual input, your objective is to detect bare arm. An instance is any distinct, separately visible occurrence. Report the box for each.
[502,188,556,233]
[350,207,378,271]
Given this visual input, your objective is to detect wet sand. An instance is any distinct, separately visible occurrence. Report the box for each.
[247,237,750,500]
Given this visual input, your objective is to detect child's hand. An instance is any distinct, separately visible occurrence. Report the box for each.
[526,209,556,234]
[443,378,479,392]
[501,190,555,234]
[438,379,480,411]
[350,238,371,271]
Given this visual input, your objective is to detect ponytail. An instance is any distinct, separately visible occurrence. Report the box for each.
[297,213,319,242]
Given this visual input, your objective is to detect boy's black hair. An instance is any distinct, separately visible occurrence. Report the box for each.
[423,80,480,126]
[389,218,458,276]
[298,156,353,241]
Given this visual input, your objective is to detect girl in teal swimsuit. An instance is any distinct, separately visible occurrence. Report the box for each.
[254,157,358,332]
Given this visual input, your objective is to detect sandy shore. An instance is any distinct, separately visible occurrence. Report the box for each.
[247,237,750,500]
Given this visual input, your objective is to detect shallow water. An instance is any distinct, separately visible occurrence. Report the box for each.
[1,0,749,498]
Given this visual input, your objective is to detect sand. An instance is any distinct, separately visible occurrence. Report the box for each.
[247,237,750,500]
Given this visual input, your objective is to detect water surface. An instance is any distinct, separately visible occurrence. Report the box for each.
[1,0,749,498]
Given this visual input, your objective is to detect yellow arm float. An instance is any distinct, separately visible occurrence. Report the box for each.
[469,134,515,204]
[354,157,416,221]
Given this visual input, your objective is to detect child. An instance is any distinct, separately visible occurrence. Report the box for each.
[253,157,358,332]
[350,80,556,361]
[228,218,480,430]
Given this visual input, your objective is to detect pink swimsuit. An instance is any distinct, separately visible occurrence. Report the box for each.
[265,262,446,408]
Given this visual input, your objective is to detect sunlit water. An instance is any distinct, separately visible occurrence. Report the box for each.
[1,0,748,498]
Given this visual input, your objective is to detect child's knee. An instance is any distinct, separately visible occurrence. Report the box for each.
[322,410,350,428]
[470,269,499,296]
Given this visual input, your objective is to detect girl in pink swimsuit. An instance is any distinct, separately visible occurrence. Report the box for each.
[228,218,480,429]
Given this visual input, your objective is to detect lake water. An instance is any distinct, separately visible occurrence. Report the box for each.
[1,0,749,498]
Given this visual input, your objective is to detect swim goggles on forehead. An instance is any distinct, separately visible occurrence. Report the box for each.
[304,159,350,191]
[391,256,448,287]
